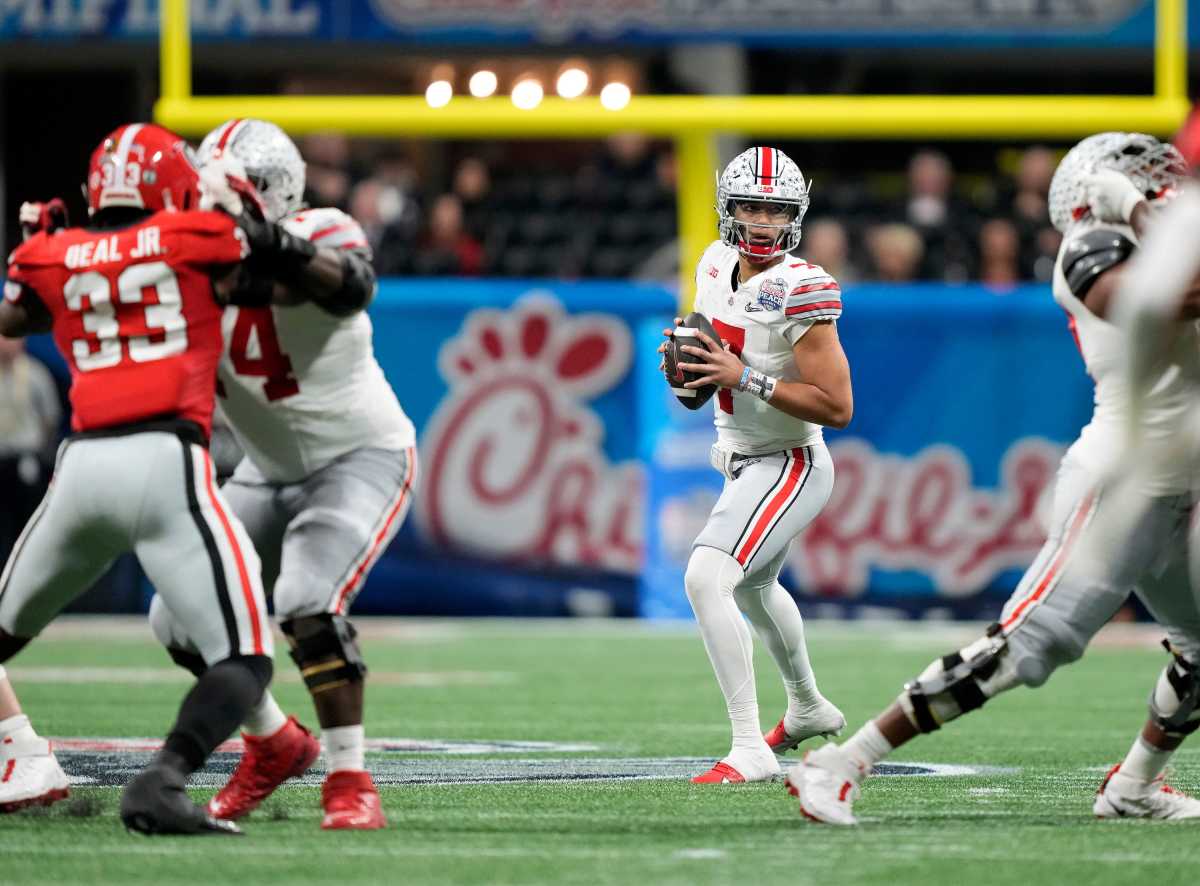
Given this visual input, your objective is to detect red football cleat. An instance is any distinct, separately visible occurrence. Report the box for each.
[764,719,798,754]
[321,770,387,830]
[691,761,747,784]
[207,716,319,820]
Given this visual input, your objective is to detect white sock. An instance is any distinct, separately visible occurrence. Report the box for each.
[841,721,894,774]
[1117,736,1172,787]
[685,548,767,755]
[735,580,823,724]
[322,725,365,773]
[0,714,38,746]
[242,692,289,738]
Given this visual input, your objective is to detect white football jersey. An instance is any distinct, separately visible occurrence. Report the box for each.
[217,207,415,484]
[1052,218,1200,495]
[692,240,842,456]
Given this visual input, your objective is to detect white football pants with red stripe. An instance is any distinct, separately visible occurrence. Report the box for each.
[0,432,271,664]
[153,446,415,653]
[694,443,833,575]
[999,454,1200,687]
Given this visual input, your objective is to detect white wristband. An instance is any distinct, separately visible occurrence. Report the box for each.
[738,368,777,402]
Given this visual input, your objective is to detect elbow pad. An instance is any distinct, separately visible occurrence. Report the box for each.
[1062,228,1135,299]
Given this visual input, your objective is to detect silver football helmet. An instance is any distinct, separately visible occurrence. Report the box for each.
[197,119,305,222]
[717,147,811,259]
[1048,131,1186,233]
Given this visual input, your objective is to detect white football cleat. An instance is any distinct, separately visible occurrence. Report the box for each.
[785,743,866,826]
[765,699,847,755]
[1094,764,1200,820]
[692,747,782,784]
[0,738,70,813]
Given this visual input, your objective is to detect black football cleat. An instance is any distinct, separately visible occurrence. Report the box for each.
[120,766,243,836]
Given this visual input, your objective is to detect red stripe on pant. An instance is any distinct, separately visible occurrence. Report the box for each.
[333,448,417,614]
[200,449,264,655]
[1001,491,1096,631]
[735,447,805,567]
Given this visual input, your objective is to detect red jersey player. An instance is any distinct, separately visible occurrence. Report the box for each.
[0,123,276,835]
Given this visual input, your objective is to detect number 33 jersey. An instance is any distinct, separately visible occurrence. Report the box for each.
[5,209,245,437]
[692,240,842,456]
[216,206,415,484]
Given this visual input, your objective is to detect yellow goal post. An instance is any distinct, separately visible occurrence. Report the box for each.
[154,0,1189,307]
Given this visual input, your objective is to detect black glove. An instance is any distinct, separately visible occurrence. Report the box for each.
[236,214,317,276]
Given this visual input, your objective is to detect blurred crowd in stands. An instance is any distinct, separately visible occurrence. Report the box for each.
[299,133,1062,286]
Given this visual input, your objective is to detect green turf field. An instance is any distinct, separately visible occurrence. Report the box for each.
[0,617,1194,885]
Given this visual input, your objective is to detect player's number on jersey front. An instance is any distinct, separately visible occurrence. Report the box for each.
[711,319,746,414]
[63,262,187,372]
[229,308,301,401]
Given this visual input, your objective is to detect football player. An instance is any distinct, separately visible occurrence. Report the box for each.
[1076,117,1200,819]
[0,122,283,834]
[790,132,1200,825]
[148,119,416,830]
[661,147,852,783]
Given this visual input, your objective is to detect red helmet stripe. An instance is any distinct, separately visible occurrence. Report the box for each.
[215,118,245,154]
[761,146,774,184]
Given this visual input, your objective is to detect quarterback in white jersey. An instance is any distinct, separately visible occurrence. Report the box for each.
[790,133,1200,826]
[148,119,416,830]
[662,146,852,784]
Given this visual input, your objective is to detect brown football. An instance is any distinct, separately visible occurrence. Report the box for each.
[663,311,724,410]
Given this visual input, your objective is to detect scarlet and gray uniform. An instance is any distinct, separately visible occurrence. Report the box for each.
[151,207,415,651]
[690,240,841,577]
[996,219,1200,684]
[0,211,271,664]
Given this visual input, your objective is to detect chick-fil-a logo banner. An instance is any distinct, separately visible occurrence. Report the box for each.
[417,296,642,573]
[793,437,1062,597]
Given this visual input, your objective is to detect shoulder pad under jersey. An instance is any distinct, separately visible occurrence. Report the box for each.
[1061,228,1135,299]
[281,207,371,258]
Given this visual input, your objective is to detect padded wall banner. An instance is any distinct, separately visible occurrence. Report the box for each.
[0,0,1179,47]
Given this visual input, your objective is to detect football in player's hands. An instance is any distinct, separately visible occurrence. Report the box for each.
[663,312,723,410]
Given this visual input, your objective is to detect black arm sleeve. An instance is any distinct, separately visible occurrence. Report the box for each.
[1061,228,1135,299]
[312,250,376,317]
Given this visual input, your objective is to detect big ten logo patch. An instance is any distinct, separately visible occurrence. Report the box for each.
[419,296,642,572]
[791,438,1063,597]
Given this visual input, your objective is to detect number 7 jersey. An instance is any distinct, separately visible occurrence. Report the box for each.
[216,206,415,484]
[693,240,842,456]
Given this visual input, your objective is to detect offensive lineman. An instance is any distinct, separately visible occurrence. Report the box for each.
[662,147,851,783]
[0,123,279,834]
[790,132,1200,825]
[149,119,416,830]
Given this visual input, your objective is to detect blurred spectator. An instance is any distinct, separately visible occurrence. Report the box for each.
[1009,146,1060,282]
[453,157,493,240]
[301,133,352,210]
[0,338,60,563]
[979,218,1021,289]
[867,223,924,282]
[416,194,485,276]
[898,150,976,282]
[350,176,420,275]
[801,219,859,283]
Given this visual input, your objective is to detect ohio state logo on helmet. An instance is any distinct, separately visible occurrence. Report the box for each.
[86,123,201,216]
[717,146,811,259]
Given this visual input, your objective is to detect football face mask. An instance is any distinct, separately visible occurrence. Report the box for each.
[717,146,810,260]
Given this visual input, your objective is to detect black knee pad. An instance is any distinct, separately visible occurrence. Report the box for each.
[0,630,31,664]
[1150,640,1200,739]
[166,646,208,679]
[280,614,367,695]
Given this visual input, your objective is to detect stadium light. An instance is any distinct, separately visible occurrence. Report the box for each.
[599,82,631,111]
[556,66,589,100]
[469,70,498,99]
[425,80,453,108]
[512,77,544,111]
